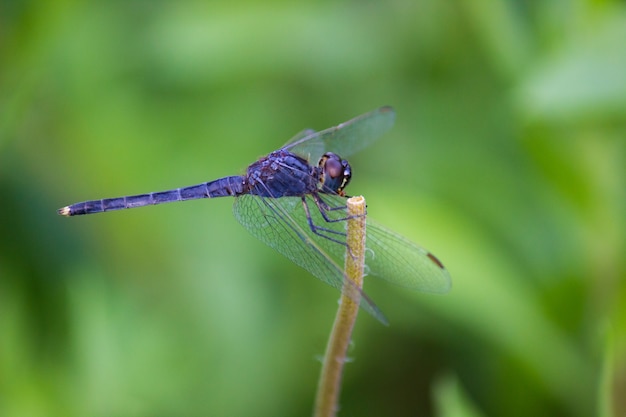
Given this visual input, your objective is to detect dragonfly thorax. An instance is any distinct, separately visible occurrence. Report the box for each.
[318,152,351,196]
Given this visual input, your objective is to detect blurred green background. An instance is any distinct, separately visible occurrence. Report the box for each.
[1,1,625,416]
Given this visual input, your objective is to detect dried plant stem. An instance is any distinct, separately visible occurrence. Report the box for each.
[313,196,367,417]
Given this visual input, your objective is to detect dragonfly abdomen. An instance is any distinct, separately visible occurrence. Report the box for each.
[58,176,245,216]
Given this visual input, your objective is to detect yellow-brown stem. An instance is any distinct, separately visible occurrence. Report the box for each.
[313,196,367,417]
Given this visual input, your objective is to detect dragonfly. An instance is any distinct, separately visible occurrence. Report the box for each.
[58,106,451,324]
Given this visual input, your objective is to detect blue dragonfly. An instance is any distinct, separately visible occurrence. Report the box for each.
[59,107,451,324]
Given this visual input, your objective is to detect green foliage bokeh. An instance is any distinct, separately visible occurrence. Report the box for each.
[1,1,625,416]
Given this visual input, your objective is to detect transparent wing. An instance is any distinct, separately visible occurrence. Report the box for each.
[284,128,317,146]
[365,219,452,293]
[316,194,452,293]
[232,194,388,324]
[283,106,396,163]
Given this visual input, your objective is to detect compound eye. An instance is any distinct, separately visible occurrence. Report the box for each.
[318,152,352,195]
[324,157,343,180]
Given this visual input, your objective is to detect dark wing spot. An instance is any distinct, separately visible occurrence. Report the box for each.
[427,252,445,270]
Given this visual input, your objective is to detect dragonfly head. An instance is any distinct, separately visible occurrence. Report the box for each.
[318,152,352,196]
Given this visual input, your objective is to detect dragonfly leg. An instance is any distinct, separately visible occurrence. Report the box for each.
[313,194,367,260]
[314,193,366,223]
[316,195,348,212]
[301,197,347,246]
